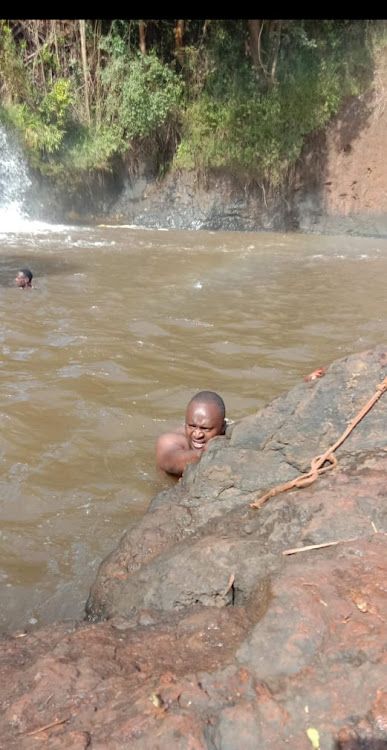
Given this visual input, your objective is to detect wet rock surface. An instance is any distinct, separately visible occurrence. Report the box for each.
[1,346,387,749]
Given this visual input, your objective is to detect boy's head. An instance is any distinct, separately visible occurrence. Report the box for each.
[15,269,33,288]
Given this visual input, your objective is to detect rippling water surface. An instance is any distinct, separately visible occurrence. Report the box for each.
[1,219,386,631]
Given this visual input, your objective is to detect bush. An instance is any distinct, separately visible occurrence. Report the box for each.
[40,79,73,128]
[175,20,375,184]
[3,103,64,156]
[101,50,183,145]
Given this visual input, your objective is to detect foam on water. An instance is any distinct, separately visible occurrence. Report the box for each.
[0,207,72,234]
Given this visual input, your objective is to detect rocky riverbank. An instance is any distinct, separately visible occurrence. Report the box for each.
[1,345,386,749]
[27,49,387,239]
[101,71,387,238]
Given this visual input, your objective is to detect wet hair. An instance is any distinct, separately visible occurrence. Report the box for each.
[19,268,33,282]
[188,390,226,419]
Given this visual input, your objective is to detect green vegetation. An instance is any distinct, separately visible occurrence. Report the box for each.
[0,19,384,189]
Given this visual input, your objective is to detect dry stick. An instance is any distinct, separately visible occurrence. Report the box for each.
[221,572,235,598]
[25,717,70,736]
[282,537,358,556]
[284,530,387,556]
[251,375,387,509]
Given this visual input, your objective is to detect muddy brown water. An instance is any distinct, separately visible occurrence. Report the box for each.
[0,221,386,632]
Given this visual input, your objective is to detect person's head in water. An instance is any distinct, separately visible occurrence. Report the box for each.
[156,390,226,477]
[185,391,226,451]
[15,269,33,289]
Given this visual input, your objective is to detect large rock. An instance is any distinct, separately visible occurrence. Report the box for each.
[85,345,387,620]
[1,346,387,749]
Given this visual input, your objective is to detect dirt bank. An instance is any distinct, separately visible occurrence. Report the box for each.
[292,47,387,236]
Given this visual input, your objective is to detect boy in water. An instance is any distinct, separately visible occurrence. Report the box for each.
[156,390,227,477]
[15,268,33,289]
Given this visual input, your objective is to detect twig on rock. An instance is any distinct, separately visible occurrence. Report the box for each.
[282,537,358,556]
[221,572,235,598]
[25,717,70,736]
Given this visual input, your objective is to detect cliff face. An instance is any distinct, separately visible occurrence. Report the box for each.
[292,47,387,236]
[31,49,387,236]
[100,47,387,236]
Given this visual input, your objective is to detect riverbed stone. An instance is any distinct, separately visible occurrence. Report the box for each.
[1,345,387,749]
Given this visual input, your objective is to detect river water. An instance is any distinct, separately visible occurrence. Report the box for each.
[1,138,387,633]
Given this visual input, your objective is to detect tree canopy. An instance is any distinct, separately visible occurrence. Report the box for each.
[0,19,382,187]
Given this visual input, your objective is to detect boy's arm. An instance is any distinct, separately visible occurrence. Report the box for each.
[156,433,202,477]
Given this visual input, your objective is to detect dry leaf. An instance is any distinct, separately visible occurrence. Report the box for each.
[306,727,320,749]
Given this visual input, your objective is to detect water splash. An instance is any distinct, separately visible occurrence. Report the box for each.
[0,124,32,230]
[0,124,71,233]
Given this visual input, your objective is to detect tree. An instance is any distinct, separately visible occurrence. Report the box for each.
[79,19,90,122]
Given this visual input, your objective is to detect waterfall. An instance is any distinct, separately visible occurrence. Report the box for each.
[0,124,33,230]
[0,124,70,233]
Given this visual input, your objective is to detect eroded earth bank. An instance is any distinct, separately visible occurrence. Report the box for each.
[0,346,386,749]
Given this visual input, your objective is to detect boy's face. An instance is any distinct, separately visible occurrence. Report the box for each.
[15,272,30,288]
[185,401,225,451]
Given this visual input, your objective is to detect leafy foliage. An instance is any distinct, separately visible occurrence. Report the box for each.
[101,50,183,143]
[0,19,384,187]
[40,79,72,128]
[175,19,376,184]
[0,21,33,103]
[4,103,64,155]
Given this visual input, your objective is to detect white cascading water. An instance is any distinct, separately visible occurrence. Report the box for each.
[0,123,71,233]
[0,123,34,230]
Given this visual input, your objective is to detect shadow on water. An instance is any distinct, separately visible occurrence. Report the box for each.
[0,254,82,287]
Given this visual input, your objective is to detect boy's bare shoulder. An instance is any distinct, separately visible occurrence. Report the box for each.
[156,429,187,448]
